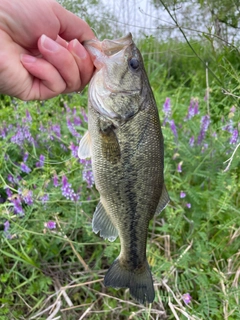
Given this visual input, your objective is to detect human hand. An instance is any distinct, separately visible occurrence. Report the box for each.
[0,0,95,100]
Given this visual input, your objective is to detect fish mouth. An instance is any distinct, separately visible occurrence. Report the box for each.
[84,33,133,68]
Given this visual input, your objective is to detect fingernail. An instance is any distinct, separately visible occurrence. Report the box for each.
[72,39,87,59]
[20,54,37,63]
[41,34,59,52]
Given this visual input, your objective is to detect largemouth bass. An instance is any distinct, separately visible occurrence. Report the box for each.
[78,33,169,304]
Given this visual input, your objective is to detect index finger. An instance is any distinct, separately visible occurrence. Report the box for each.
[52,2,96,42]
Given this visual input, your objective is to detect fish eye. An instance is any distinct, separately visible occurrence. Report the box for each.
[128,58,140,71]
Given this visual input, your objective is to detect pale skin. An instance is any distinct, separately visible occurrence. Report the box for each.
[0,0,95,100]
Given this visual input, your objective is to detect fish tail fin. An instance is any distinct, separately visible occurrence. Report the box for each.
[104,258,155,304]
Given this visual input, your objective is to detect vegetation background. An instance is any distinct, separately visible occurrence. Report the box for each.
[0,0,239,319]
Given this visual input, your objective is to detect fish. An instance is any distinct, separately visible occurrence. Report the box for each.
[78,33,170,304]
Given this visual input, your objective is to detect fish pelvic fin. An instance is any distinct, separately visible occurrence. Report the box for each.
[92,201,118,242]
[78,131,91,159]
[155,183,170,215]
[104,258,155,304]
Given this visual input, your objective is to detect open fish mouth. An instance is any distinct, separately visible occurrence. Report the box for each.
[84,33,133,68]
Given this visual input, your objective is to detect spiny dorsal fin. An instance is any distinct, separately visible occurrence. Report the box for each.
[78,131,91,159]
[155,184,170,215]
[92,201,118,242]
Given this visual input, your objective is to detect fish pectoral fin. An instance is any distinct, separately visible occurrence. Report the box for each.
[78,131,91,159]
[92,201,118,242]
[155,184,170,215]
[100,123,121,164]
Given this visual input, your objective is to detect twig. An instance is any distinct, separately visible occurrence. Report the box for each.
[55,215,90,271]
[163,240,193,280]
[222,89,240,99]
[61,278,103,290]
[168,300,180,320]
[46,301,62,320]
[163,281,201,320]
[29,303,59,320]
[205,62,210,115]
[223,143,240,172]
[54,278,73,307]
[78,297,101,320]
[68,240,90,271]
[139,6,240,52]
[158,0,223,87]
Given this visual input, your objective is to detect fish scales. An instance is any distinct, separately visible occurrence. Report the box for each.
[78,33,169,304]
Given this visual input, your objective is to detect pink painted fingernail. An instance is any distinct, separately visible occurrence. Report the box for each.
[72,39,87,59]
[20,54,37,63]
[41,34,59,52]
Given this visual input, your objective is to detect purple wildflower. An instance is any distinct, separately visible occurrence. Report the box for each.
[222,120,234,133]
[25,110,32,123]
[60,143,68,151]
[3,221,11,239]
[189,136,195,147]
[50,124,61,138]
[169,120,178,138]
[11,124,34,146]
[7,175,21,185]
[36,154,45,168]
[66,118,81,138]
[39,123,46,132]
[69,142,79,158]
[7,175,15,184]
[61,175,79,202]
[180,191,186,198]
[197,115,210,145]
[0,194,5,203]
[80,159,95,188]
[229,129,238,145]
[73,116,82,126]
[12,197,24,215]
[40,194,49,204]
[163,97,171,117]
[182,293,192,304]
[186,203,191,208]
[0,125,7,138]
[184,99,199,121]
[81,108,88,123]
[23,152,29,162]
[20,162,31,174]
[53,172,59,187]
[5,188,13,198]
[23,190,33,205]
[72,107,77,115]
[4,221,10,232]
[177,161,183,173]
[44,220,56,229]
[64,102,71,113]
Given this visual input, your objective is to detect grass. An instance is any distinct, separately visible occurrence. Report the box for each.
[0,43,239,319]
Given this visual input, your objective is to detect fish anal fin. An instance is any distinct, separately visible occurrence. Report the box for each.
[104,259,155,304]
[155,183,170,215]
[78,131,91,159]
[92,201,118,242]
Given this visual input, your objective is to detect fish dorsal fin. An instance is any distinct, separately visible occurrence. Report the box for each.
[100,122,121,164]
[92,201,118,242]
[155,184,170,215]
[78,131,91,159]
